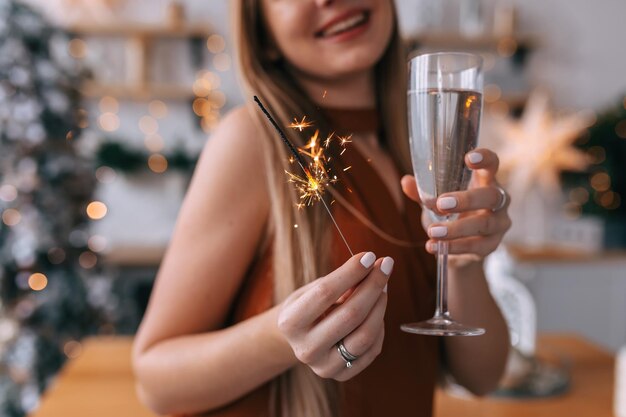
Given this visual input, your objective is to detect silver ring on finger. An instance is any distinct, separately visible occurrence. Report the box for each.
[492,185,508,212]
[337,339,358,368]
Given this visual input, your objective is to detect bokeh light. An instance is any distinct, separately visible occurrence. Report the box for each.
[193,78,212,97]
[615,120,626,139]
[148,154,168,173]
[68,38,88,59]
[48,247,66,265]
[64,341,83,359]
[139,116,159,135]
[569,187,590,204]
[86,201,108,220]
[2,208,21,226]
[28,273,47,291]
[206,34,226,53]
[144,134,165,152]
[484,84,502,103]
[0,184,18,202]
[99,96,119,113]
[87,235,108,253]
[587,146,606,164]
[213,53,231,72]
[79,252,98,269]
[148,100,168,119]
[99,113,120,132]
[590,172,610,192]
[95,166,117,184]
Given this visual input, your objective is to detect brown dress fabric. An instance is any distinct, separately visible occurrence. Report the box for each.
[197,108,439,417]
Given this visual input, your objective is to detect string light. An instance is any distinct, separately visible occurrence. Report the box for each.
[148,100,168,119]
[139,115,158,135]
[569,187,590,204]
[144,134,165,152]
[0,184,18,202]
[99,96,119,113]
[615,120,626,139]
[148,154,168,173]
[2,208,21,226]
[64,341,83,359]
[484,84,502,103]
[87,235,108,253]
[78,252,97,269]
[587,146,606,164]
[590,172,610,192]
[206,35,226,53]
[95,166,117,184]
[28,273,48,291]
[86,201,107,220]
[193,78,212,97]
[99,113,120,132]
[213,53,231,72]
[47,247,66,264]
[68,38,87,59]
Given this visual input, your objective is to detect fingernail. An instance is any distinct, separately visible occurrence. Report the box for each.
[360,252,376,268]
[429,226,447,238]
[438,196,457,210]
[427,242,438,252]
[381,257,394,276]
[468,152,483,164]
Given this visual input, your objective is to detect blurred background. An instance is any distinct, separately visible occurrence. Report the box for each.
[0,0,625,415]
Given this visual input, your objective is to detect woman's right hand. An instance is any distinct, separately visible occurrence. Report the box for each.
[277,252,394,381]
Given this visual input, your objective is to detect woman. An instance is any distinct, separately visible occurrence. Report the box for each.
[132,1,511,416]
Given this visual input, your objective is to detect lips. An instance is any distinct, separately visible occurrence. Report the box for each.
[315,10,370,39]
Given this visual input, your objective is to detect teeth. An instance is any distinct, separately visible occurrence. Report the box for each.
[322,13,366,37]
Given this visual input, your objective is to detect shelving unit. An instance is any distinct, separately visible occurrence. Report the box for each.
[69,23,212,100]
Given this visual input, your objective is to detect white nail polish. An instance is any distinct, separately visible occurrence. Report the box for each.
[381,257,394,276]
[468,152,483,164]
[360,252,376,268]
[430,226,447,238]
[438,197,457,210]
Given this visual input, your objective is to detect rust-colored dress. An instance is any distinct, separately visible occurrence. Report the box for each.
[202,108,439,417]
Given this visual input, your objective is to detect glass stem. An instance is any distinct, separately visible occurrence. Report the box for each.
[434,240,450,319]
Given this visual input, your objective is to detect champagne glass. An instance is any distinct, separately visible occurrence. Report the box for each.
[401,52,485,336]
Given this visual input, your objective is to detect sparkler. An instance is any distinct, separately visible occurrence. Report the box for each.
[254,96,353,256]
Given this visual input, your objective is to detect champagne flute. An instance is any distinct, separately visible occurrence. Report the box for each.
[402,52,485,336]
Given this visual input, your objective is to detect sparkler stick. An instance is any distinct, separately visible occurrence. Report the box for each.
[253,96,353,256]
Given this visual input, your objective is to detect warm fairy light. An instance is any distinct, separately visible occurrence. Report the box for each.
[87,235,108,253]
[77,108,89,128]
[144,134,165,152]
[86,201,108,220]
[2,208,21,226]
[213,53,231,72]
[0,184,17,202]
[497,37,517,57]
[599,191,616,208]
[193,78,212,96]
[615,120,626,139]
[99,96,119,113]
[148,154,168,173]
[590,172,610,192]
[95,166,117,184]
[79,252,97,269]
[193,98,208,116]
[289,116,314,131]
[149,100,168,119]
[28,273,47,291]
[587,146,606,164]
[48,247,66,264]
[139,116,159,135]
[203,71,221,89]
[206,34,226,53]
[569,187,589,204]
[484,84,502,103]
[209,91,226,108]
[68,38,87,59]
[99,112,120,132]
[64,341,83,359]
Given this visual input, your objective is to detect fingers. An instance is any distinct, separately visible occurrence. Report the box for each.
[427,212,512,241]
[426,235,503,259]
[335,324,385,381]
[435,186,510,214]
[279,252,377,329]
[400,175,422,204]
[307,257,392,352]
[466,148,499,186]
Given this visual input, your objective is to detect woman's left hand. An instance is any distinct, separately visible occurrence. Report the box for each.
[401,148,512,267]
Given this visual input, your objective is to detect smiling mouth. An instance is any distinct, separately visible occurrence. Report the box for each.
[316,11,370,38]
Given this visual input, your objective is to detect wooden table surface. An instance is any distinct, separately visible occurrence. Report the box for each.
[30,334,615,417]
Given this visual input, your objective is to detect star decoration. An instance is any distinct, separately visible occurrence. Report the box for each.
[486,90,594,197]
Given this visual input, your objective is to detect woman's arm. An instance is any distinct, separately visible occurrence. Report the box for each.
[132,107,296,414]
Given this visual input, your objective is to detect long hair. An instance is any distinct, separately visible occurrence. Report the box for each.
[232,2,409,416]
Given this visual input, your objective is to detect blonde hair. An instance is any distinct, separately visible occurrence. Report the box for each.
[232,1,409,416]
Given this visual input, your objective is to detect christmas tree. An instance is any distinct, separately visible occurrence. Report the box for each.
[0,1,110,414]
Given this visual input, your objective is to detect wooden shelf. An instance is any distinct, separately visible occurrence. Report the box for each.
[68,24,212,39]
[507,243,626,263]
[81,81,193,100]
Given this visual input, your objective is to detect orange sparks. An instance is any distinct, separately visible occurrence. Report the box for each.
[338,134,352,146]
[323,90,327,99]
[289,116,314,131]
[343,166,352,172]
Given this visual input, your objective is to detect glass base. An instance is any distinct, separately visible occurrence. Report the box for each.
[401,316,485,336]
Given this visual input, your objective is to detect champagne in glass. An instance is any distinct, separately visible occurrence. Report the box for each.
[402,52,485,336]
